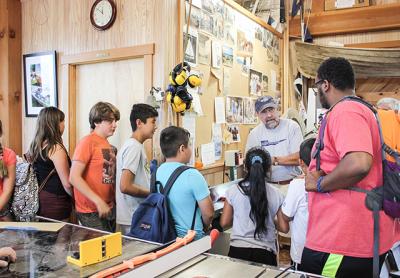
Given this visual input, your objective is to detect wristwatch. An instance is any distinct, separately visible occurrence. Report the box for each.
[273,157,279,166]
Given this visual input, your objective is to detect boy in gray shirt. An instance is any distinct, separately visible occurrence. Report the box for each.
[116,104,158,235]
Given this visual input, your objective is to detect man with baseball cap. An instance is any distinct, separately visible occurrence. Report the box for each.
[245,95,303,193]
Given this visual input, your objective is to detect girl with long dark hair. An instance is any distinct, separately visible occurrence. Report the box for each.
[28,107,72,221]
[220,147,284,265]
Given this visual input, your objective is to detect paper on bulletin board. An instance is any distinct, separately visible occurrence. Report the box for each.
[211,40,222,69]
[215,97,226,124]
[223,68,231,95]
[201,143,216,166]
[212,123,223,160]
[184,27,198,68]
[271,69,277,93]
[182,112,196,138]
[189,87,204,115]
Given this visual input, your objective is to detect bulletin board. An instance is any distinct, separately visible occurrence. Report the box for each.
[179,0,282,167]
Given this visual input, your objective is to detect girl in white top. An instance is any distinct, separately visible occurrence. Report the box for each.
[220,147,284,266]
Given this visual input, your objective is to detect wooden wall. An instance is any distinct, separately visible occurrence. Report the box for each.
[21,0,179,153]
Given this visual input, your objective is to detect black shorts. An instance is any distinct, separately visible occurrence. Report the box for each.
[299,247,387,278]
[228,245,277,266]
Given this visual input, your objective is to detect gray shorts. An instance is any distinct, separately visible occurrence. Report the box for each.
[76,207,116,233]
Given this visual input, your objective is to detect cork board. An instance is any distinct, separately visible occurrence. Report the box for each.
[180,0,282,166]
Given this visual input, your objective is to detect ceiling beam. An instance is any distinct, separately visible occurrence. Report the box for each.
[345,40,400,49]
[289,3,400,38]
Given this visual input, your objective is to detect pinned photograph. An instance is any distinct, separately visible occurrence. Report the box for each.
[226,96,244,124]
[213,13,224,40]
[186,3,201,28]
[183,28,198,67]
[198,33,211,65]
[237,29,253,56]
[213,0,224,16]
[263,29,273,48]
[212,40,222,69]
[226,124,241,143]
[243,98,258,124]
[236,56,251,77]
[222,46,233,67]
[224,23,236,46]
[262,74,269,94]
[202,0,215,14]
[249,69,262,96]
[200,11,213,35]
[224,6,235,25]
[23,51,58,117]
[255,26,263,41]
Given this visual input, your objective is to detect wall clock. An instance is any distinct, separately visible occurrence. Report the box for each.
[90,0,117,30]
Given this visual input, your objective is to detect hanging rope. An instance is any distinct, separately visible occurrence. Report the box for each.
[182,0,193,67]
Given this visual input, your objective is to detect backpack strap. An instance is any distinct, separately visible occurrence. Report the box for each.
[191,202,198,230]
[348,186,382,278]
[161,165,192,196]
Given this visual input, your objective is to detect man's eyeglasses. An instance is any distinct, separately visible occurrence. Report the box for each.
[312,80,325,96]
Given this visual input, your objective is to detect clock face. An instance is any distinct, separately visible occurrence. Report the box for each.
[91,0,116,30]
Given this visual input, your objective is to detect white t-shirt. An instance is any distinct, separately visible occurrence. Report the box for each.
[116,138,150,225]
[281,178,308,264]
[226,181,284,253]
[245,118,303,182]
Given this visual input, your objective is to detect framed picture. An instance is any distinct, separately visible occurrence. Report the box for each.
[23,51,58,117]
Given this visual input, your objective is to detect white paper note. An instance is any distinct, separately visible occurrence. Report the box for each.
[201,143,216,166]
[214,97,226,124]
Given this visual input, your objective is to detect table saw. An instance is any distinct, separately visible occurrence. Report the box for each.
[0,217,317,277]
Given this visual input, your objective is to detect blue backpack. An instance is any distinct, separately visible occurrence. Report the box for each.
[128,165,197,243]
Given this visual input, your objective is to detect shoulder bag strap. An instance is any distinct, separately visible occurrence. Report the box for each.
[38,168,56,193]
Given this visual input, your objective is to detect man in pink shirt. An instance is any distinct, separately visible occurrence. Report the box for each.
[300,57,397,277]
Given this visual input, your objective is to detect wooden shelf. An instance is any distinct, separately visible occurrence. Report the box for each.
[289,3,400,38]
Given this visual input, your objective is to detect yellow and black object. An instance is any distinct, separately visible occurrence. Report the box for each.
[166,62,202,115]
[67,232,122,267]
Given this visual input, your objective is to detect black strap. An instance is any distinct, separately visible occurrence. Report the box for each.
[191,202,198,230]
[348,186,381,278]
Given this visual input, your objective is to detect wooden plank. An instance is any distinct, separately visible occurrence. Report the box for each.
[61,44,155,65]
[224,0,283,38]
[289,3,400,38]
[144,54,154,160]
[345,40,400,49]
[68,65,77,155]
[0,0,22,154]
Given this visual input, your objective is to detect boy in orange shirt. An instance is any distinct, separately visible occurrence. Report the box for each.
[70,102,120,232]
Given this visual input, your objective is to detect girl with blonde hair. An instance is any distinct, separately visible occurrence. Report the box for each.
[0,120,16,221]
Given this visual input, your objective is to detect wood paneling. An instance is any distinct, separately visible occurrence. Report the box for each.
[0,0,22,154]
[21,0,178,152]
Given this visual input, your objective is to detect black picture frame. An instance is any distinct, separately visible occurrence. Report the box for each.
[23,51,58,117]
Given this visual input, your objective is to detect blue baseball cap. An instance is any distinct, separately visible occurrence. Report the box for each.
[255,96,277,113]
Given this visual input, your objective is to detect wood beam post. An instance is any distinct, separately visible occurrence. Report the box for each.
[0,0,22,154]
